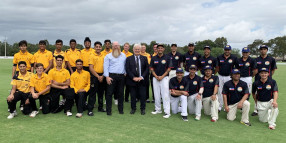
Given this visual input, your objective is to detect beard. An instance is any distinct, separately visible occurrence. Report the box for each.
[112,49,121,58]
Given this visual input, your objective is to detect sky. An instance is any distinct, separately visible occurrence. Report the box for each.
[0,0,286,49]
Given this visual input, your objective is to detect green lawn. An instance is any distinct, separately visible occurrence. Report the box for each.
[0,59,285,143]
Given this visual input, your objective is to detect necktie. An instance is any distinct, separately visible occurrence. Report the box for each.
[136,56,139,76]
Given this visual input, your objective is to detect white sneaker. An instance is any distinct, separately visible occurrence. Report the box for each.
[39,106,42,110]
[151,110,162,114]
[29,111,39,118]
[66,111,72,117]
[195,115,201,121]
[76,113,83,118]
[20,106,24,111]
[7,111,17,119]
[163,114,171,119]
[114,99,118,105]
[104,100,106,104]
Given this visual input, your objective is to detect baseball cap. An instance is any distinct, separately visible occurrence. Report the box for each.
[204,46,211,50]
[231,69,240,74]
[189,64,197,70]
[176,68,184,73]
[259,45,268,50]
[204,65,212,70]
[157,43,164,48]
[171,43,177,47]
[188,43,195,47]
[242,47,250,53]
[259,68,269,73]
[224,45,232,50]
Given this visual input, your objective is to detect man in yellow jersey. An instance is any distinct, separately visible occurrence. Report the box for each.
[30,63,51,117]
[141,43,152,103]
[70,59,90,118]
[49,55,74,116]
[53,39,67,69]
[7,61,34,119]
[89,41,106,113]
[12,40,34,78]
[122,42,133,102]
[81,37,95,72]
[66,39,81,73]
[33,40,53,73]
[101,39,112,56]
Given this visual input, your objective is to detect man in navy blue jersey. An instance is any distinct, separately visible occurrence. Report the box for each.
[167,44,183,79]
[183,43,201,76]
[198,46,217,76]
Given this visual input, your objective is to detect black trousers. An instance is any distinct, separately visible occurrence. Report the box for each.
[124,78,130,101]
[148,74,155,101]
[74,92,87,113]
[50,88,74,112]
[33,93,51,114]
[130,84,146,110]
[7,91,34,115]
[106,74,125,113]
[90,73,106,110]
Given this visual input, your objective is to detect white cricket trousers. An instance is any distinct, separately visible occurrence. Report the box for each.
[187,93,202,116]
[202,96,219,120]
[170,95,188,116]
[227,100,250,123]
[153,77,170,114]
[257,99,279,127]
[241,76,257,112]
[218,75,231,109]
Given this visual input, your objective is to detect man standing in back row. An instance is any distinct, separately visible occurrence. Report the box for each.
[183,43,201,76]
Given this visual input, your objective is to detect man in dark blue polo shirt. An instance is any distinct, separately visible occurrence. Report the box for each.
[202,65,219,122]
[255,45,277,81]
[222,69,251,126]
[185,65,204,121]
[169,68,189,121]
[167,44,183,79]
[198,46,217,76]
[183,43,201,76]
[150,44,172,119]
[252,68,279,130]
[216,45,237,111]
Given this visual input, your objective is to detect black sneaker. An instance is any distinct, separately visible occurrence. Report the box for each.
[182,116,188,122]
[98,108,106,112]
[88,112,94,116]
[241,121,251,126]
[251,112,258,116]
[146,100,150,103]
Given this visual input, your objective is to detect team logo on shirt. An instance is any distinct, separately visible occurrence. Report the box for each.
[237,87,243,92]
[228,59,233,63]
[257,86,262,90]
[208,60,212,64]
[266,85,271,90]
[201,61,205,64]
[265,61,270,65]
[175,56,179,60]
[239,64,243,66]
[193,81,197,85]
[209,79,214,83]
[161,60,166,64]
[154,61,159,64]
[229,88,235,91]
[245,62,250,67]
[220,60,224,63]
[257,61,262,64]
[180,85,184,89]
[193,57,197,60]
[186,58,190,60]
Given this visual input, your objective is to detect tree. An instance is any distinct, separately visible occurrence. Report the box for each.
[214,37,228,48]
[247,39,264,57]
[268,36,286,60]
[195,39,216,50]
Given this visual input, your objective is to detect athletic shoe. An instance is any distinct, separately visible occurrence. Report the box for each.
[151,110,162,114]
[240,121,251,126]
[163,114,171,119]
[66,111,72,117]
[104,100,106,104]
[251,112,258,116]
[7,111,17,119]
[20,106,24,111]
[88,112,94,116]
[211,118,217,122]
[29,111,39,118]
[39,106,42,110]
[195,116,201,121]
[146,99,150,103]
[114,99,118,105]
[76,113,83,118]
[182,116,188,121]
[269,125,275,130]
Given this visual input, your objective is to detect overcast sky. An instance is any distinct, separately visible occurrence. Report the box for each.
[1,0,286,49]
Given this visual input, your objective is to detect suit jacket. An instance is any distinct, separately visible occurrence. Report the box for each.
[125,55,149,86]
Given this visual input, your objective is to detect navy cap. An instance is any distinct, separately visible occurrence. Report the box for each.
[224,45,232,50]
[84,37,91,43]
[171,43,177,47]
[259,68,269,73]
[188,43,195,47]
[204,65,212,70]
[157,43,164,48]
[189,64,197,70]
[242,47,250,53]
[259,45,268,50]
[176,68,184,73]
[231,69,240,74]
[204,46,211,50]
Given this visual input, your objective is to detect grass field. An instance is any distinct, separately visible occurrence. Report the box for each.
[0,59,285,143]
